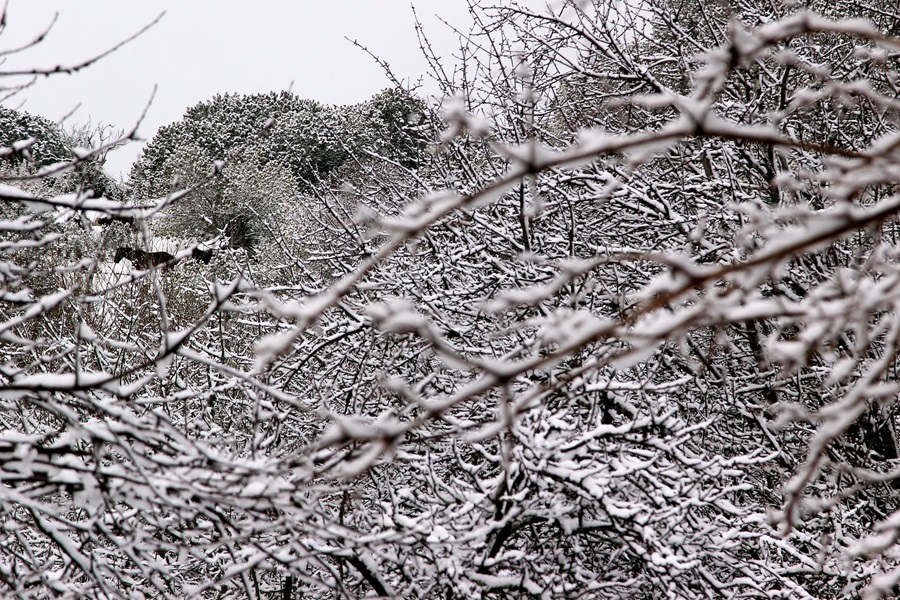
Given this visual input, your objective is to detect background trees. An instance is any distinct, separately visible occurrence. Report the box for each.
[127,89,426,275]
[129,89,426,197]
[7,1,900,598]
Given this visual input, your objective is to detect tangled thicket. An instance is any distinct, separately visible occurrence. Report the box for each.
[5,1,900,598]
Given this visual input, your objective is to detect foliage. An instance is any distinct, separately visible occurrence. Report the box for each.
[146,144,299,254]
[0,106,70,168]
[129,89,426,200]
[0,107,123,200]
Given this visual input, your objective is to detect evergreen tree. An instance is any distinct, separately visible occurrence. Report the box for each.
[130,89,426,200]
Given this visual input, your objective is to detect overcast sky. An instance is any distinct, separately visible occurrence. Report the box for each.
[0,1,475,178]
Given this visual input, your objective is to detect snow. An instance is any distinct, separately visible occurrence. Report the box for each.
[0,183,36,199]
[5,5,900,598]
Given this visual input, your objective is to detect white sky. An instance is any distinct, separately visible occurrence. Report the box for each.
[0,1,475,179]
